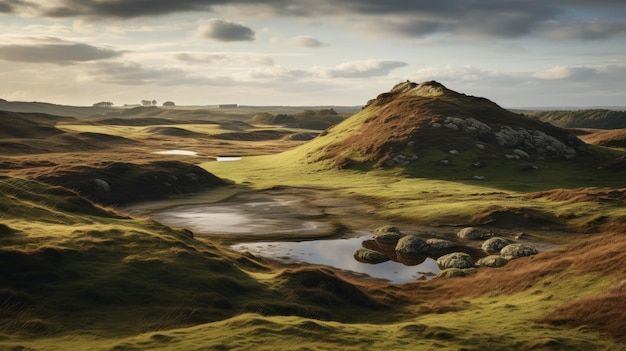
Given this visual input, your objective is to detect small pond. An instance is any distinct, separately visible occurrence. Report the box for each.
[231,235,441,283]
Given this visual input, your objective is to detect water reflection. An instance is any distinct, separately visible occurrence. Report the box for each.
[231,235,441,283]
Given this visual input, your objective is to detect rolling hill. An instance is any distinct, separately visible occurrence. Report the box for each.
[298,81,589,169]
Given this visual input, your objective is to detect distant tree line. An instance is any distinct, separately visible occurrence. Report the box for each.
[251,109,344,130]
[529,109,626,129]
[93,101,114,107]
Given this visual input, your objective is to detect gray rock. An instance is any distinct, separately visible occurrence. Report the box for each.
[476,255,508,268]
[482,237,512,253]
[457,227,484,240]
[500,244,538,260]
[444,117,492,137]
[395,236,429,254]
[94,178,110,192]
[354,248,389,264]
[373,225,404,242]
[437,252,475,269]
[426,238,455,250]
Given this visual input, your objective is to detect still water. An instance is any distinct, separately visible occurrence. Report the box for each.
[231,235,440,283]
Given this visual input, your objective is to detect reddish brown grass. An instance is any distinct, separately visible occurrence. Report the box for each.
[525,187,626,204]
[369,232,626,342]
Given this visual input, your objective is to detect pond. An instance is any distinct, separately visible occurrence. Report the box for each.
[128,189,499,283]
[232,235,441,283]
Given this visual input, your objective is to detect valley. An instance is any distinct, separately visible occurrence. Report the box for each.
[1,81,626,350]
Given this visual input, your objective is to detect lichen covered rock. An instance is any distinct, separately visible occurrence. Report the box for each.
[457,227,484,240]
[354,248,389,264]
[481,237,512,253]
[426,238,456,250]
[500,244,538,260]
[477,255,508,268]
[395,235,429,254]
[437,252,475,269]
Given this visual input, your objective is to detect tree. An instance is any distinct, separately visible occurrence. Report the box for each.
[163,101,175,107]
[93,101,113,107]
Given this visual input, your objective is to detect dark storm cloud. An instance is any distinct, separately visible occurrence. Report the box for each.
[196,18,255,41]
[36,0,287,19]
[0,0,36,14]
[0,38,123,64]
[15,0,626,41]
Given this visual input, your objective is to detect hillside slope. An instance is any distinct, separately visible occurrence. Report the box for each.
[294,81,592,171]
[530,109,626,129]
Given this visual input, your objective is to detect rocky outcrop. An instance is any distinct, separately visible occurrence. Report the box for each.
[495,127,577,159]
[437,252,475,269]
[354,248,389,264]
[395,236,429,254]
[501,244,538,260]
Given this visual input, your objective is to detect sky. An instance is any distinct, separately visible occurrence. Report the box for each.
[0,0,625,108]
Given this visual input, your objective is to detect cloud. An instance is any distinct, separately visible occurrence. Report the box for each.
[196,18,255,42]
[6,1,626,42]
[289,35,327,48]
[532,65,599,80]
[87,61,233,86]
[312,59,408,78]
[0,37,123,64]
[175,52,274,66]
[540,20,626,40]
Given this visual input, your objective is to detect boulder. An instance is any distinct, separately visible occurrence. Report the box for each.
[426,238,456,250]
[481,237,512,253]
[500,244,538,260]
[373,225,404,242]
[395,236,429,254]
[437,252,475,269]
[457,227,484,240]
[477,255,508,268]
[94,178,110,192]
[354,248,389,264]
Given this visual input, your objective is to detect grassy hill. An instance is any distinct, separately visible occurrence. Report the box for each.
[529,109,626,129]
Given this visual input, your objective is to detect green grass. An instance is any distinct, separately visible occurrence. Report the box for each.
[5,271,623,351]
[201,147,626,230]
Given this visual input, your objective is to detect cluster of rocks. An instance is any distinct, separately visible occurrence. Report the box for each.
[354,225,459,265]
[434,227,539,278]
[353,225,540,280]
[384,152,419,167]
[440,116,579,160]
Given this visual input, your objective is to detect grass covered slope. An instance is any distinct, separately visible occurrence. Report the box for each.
[529,109,626,129]
[0,176,388,343]
[203,81,626,231]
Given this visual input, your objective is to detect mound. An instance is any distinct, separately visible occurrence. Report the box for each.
[0,111,74,138]
[146,126,206,137]
[214,130,291,141]
[300,81,588,169]
[36,161,231,206]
